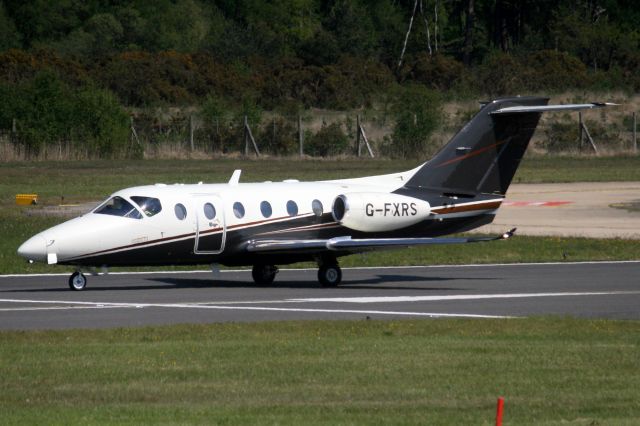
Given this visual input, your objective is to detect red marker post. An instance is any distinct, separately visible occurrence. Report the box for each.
[496,397,505,426]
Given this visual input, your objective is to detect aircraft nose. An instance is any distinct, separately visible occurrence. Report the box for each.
[17,234,48,262]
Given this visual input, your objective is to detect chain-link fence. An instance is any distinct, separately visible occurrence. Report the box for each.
[131,110,391,159]
[2,107,638,161]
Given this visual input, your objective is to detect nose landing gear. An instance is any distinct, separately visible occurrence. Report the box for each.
[68,271,87,291]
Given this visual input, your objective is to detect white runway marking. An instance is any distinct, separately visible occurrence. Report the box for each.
[3,289,638,318]
[0,298,511,319]
[289,291,640,304]
[0,306,126,312]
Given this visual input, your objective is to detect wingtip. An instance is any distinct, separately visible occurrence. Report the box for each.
[502,228,517,239]
[592,101,619,106]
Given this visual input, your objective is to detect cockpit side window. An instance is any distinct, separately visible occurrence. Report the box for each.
[94,196,142,219]
[131,196,162,217]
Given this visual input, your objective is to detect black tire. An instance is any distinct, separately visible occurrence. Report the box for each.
[318,264,342,287]
[68,272,87,291]
[252,264,278,285]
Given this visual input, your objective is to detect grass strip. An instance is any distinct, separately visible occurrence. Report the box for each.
[2,155,640,207]
[1,318,639,424]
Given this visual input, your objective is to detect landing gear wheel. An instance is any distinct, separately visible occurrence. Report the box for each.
[68,271,87,291]
[252,264,278,285]
[318,264,342,287]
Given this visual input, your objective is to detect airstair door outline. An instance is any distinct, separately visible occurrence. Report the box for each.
[193,194,225,255]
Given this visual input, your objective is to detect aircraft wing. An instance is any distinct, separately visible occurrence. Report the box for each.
[246,228,516,254]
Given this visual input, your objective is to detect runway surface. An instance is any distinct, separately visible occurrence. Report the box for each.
[1,262,639,330]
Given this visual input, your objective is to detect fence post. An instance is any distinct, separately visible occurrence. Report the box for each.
[356,115,362,157]
[130,116,141,147]
[244,115,249,156]
[10,118,16,147]
[189,115,195,151]
[215,117,221,153]
[243,115,260,156]
[298,114,304,157]
[578,111,583,149]
[633,112,637,154]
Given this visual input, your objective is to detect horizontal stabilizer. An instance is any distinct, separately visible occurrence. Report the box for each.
[246,228,516,254]
[491,103,618,115]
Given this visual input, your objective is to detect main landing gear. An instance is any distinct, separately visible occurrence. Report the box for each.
[252,264,279,285]
[317,262,342,287]
[68,271,87,291]
[251,262,343,287]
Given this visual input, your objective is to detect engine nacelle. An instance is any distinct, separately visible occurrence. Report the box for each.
[332,193,431,232]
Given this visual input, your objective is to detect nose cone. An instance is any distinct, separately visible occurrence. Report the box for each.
[17,234,47,262]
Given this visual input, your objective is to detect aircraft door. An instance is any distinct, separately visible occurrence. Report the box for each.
[193,195,226,254]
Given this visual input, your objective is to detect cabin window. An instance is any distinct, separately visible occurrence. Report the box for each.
[174,203,187,220]
[312,199,323,217]
[204,203,216,220]
[233,202,245,218]
[95,196,142,219]
[260,201,272,218]
[286,200,298,216]
[131,196,162,217]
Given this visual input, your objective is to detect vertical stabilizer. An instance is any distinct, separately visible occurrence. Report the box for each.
[404,96,549,196]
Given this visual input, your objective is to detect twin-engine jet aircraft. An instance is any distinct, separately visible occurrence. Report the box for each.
[18,96,614,290]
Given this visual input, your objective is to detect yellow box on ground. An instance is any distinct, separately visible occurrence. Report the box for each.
[16,194,38,205]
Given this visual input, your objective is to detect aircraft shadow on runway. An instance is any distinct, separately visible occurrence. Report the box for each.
[145,275,472,291]
[1,274,496,292]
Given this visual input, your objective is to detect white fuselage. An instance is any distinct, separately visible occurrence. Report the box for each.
[18,167,428,266]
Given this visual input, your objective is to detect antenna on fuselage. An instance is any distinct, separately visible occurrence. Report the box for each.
[228,169,242,186]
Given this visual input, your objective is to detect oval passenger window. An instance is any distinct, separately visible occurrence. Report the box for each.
[260,201,272,218]
[286,200,298,216]
[174,203,187,220]
[233,202,245,218]
[204,203,216,220]
[312,199,323,217]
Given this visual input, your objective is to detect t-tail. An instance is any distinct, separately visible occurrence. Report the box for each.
[401,96,616,197]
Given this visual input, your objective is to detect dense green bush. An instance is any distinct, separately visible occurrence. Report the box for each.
[475,51,527,98]
[0,71,129,158]
[524,50,590,92]
[257,117,298,155]
[387,84,441,159]
[409,53,468,92]
[543,121,579,153]
[305,122,349,157]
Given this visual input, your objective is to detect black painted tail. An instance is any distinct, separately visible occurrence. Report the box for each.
[404,96,549,196]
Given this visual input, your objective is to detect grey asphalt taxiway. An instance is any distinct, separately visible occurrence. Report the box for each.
[1,262,639,329]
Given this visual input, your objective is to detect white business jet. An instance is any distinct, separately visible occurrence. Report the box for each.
[17,96,614,290]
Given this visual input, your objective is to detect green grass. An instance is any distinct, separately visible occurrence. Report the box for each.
[1,318,639,424]
[2,155,640,274]
[2,155,640,207]
[513,155,640,183]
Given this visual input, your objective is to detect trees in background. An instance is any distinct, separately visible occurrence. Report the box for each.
[0,71,129,158]
[0,0,638,158]
[387,84,441,158]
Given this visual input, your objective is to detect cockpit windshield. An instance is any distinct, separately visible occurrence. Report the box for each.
[94,196,142,219]
[131,196,162,217]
